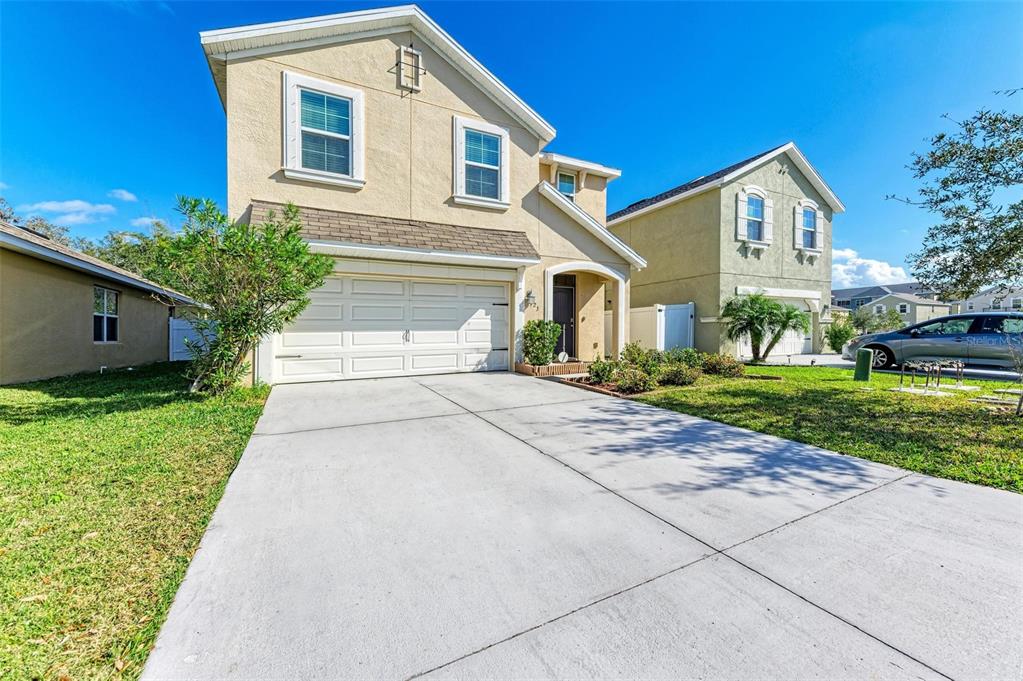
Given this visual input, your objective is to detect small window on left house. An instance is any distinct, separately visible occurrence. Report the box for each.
[94,286,118,342]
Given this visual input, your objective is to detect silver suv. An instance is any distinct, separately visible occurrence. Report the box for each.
[841,312,1023,369]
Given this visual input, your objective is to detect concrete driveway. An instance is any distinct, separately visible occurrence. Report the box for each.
[143,372,1023,680]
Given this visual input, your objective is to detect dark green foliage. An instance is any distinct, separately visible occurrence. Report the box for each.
[587,357,623,384]
[824,320,858,353]
[659,363,702,386]
[523,319,563,365]
[614,367,656,394]
[157,198,334,394]
[621,341,662,375]
[702,353,746,377]
[662,347,704,369]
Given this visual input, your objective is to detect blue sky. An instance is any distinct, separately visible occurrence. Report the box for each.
[1,1,1020,288]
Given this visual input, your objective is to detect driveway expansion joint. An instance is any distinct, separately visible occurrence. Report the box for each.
[415,380,954,681]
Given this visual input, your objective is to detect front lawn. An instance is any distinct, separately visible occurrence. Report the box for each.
[637,365,1023,493]
[0,363,268,679]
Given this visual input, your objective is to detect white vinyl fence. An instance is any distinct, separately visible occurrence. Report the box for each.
[604,303,695,353]
[169,317,206,361]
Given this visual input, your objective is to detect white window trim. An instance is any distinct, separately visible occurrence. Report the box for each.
[794,198,823,255]
[874,304,886,314]
[966,301,975,310]
[282,71,365,189]
[557,171,577,201]
[897,303,909,314]
[1010,297,1023,310]
[94,286,120,344]
[452,115,510,210]
[737,185,772,251]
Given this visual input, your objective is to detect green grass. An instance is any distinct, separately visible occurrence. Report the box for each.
[0,363,268,680]
[637,365,1023,493]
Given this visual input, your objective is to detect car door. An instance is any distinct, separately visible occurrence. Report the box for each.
[901,316,975,362]
[967,315,1023,367]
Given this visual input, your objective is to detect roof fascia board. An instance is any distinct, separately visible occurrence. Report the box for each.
[0,232,194,305]
[201,6,555,142]
[538,181,646,269]
[540,153,621,179]
[718,143,845,213]
[305,239,540,267]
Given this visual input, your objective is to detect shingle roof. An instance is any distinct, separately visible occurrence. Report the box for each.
[832,282,935,301]
[0,220,194,304]
[249,201,540,261]
[607,144,787,222]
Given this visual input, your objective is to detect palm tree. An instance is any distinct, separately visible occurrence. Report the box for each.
[721,294,776,361]
[762,303,811,361]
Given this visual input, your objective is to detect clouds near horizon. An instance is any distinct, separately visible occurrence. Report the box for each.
[832,248,911,288]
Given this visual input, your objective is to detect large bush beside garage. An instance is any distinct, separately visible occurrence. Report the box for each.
[522,319,563,365]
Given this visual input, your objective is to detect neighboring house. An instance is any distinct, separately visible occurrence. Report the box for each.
[955,286,1023,314]
[867,292,951,325]
[607,143,844,356]
[200,5,644,383]
[831,282,938,310]
[0,221,194,385]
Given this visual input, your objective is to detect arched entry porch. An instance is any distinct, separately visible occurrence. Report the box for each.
[544,261,627,360]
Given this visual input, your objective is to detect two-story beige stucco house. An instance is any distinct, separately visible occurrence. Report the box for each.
[607,143,844,357]
[200,5,644,383]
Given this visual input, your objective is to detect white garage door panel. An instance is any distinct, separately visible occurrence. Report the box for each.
[275,275,509,382]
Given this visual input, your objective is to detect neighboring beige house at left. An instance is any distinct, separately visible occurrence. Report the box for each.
[0,221,194,385]
[200,5,644,384]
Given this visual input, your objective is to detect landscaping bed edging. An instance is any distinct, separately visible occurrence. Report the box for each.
[515,361,589,377]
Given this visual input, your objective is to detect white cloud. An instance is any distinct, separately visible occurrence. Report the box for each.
[18,199,116,225]
[832,248,910,288]
[130,216,160,228]
[0,181,9,190]
[108,188,138,202]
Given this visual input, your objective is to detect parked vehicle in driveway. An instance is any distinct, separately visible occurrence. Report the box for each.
[841,312,1023,369]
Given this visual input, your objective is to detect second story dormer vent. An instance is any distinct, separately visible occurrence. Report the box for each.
[397,44,424,93]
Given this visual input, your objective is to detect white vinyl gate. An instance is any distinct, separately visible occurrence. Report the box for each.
[273,274,510,383]
[169,318,205,361]
[605,303,695,352]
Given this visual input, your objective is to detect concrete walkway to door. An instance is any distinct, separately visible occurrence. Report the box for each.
[143,372,1023,680]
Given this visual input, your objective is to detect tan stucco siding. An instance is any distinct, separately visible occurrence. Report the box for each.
[226,32,542,232]
[538,161,609,225]
[0,250,170,385]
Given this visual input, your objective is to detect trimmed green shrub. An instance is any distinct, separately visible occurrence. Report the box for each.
[702,353,745,377]
[825,320,857,353]
[588,358,623,385]
[614,367,657,394]
[662,347,704,369]
[659,363,702,386]
[523,319,562,365]
[621,341,663,375]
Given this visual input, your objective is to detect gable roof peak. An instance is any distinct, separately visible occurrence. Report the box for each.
[200,4,555,142]
[607,141,844,224]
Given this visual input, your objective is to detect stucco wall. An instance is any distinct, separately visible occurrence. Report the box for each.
[0,250,171,385]
[224,31,630,365]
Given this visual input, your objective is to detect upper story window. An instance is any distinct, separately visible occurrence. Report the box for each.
[736,186,772,246]
[795,199,822,252]
[966,301,975,311]
[557,172,577,201]
[283,72,365,189]
[453,116,510,210]
[746,195,764,241]
[94,286,119,343]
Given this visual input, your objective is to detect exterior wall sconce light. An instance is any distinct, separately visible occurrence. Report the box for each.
[525,290,536,307]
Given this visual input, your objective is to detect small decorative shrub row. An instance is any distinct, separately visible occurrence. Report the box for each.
[586,343,744,394]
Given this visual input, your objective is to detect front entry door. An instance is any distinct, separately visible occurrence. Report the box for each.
[552,281,576,358]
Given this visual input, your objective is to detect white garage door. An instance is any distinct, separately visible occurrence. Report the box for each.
[274,275,510,383]
[738,327,811,358]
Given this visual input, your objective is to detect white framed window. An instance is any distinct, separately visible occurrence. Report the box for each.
[283,71,365,189]
[897,303,909,314]
[966,301,975,311]
[1011,297,1023,310]
[737,185,772,244]
[794,199,822,252]
[992,298,1003,310]
[453,115,510,210]
[93,286,119,343]
[873,303,886,314]
[557,171,577,201]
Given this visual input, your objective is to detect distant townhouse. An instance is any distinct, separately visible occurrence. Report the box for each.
[831,282,939,311]
[955,286,1023,313]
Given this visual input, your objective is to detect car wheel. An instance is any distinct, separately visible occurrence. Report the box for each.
[867,345,895,369]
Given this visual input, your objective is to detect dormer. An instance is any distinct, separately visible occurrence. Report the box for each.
[539,153,621,226]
